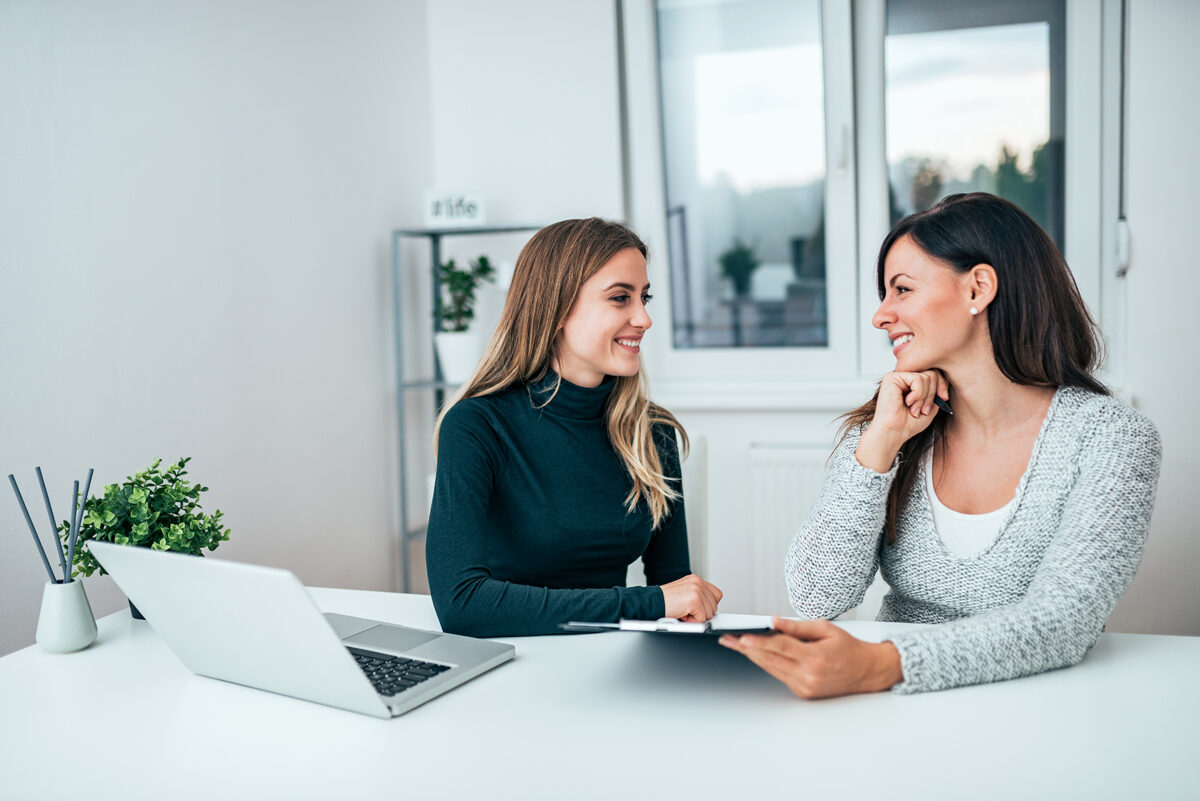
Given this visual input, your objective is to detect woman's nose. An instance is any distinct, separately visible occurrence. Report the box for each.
[632,301,652,330]
[872,299,893,330]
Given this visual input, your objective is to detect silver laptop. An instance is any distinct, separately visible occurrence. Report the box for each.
[89,541,514,718]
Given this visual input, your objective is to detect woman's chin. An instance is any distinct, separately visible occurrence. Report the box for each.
[604,353,642,377]
[894,355,933,373]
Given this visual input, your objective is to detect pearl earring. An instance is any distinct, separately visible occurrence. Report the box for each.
[970,306,979,316]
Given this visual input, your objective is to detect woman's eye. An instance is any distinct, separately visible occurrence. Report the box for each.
[642,293,654,304]
[895,285,911,295]
[610,294,630,303]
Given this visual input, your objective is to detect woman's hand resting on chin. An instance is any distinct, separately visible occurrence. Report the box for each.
[856,369,950,473]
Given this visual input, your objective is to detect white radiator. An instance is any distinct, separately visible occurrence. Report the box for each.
[747,444,829,615]
[747,443,889,619]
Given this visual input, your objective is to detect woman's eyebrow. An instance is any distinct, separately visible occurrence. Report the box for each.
[888,273,912,288]
[601,282,650,292]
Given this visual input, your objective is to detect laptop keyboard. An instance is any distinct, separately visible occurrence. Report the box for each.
[347,646,451,697]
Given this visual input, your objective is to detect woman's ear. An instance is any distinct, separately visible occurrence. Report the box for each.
[549,327,563,368]
[967,263,998,313]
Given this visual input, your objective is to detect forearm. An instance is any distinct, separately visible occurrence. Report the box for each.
[891,525,1147,693]
[786,432,893,618]
[430,572,665,637]
[886,594,1104,693]
[887,548,1147,694]
[854,424,907,474]
[426,509,667,635]
[868,641,905,692]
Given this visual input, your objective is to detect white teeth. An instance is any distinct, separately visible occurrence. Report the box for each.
[893,334,913,346]
[617,339,640,348]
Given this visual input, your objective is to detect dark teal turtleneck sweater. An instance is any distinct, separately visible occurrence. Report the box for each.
[426,372,691,637]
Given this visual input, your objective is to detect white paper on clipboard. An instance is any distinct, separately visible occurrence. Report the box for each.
[560,613,774,635]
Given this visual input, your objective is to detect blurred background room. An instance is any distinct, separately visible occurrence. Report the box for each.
[2,0,1196,654]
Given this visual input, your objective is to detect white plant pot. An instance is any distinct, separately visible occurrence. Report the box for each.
[435,331,483,385]
[35,579,97,653]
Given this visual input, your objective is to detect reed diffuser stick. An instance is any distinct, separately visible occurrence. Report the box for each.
[35,468,69,582]
[8,475,57,583]
[68,468,94,581]
[65,481,79,583]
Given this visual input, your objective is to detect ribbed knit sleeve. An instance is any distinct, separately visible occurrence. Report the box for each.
[887,401,1162,693]
[784,426,894,620]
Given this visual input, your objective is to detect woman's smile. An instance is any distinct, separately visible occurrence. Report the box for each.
[554,247,652,387]
[615,335,642,353]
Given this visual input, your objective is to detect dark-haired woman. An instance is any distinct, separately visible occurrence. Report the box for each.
[721,193,1161,697]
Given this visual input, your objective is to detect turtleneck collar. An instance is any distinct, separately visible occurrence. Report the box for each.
[528,369,614,420]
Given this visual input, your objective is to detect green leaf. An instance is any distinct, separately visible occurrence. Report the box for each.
[66,457,232,572]
[438,253,496,331]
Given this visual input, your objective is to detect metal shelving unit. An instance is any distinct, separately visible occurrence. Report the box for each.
[390,224,544,592]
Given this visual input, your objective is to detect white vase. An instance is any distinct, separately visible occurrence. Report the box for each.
[434,331,482,385]
[35,580,98,653]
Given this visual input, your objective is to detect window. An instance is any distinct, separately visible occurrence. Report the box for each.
[621,0,1113,392]
[885,0,1065,245]
[658,0,829,348]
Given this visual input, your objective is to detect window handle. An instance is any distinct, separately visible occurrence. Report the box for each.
[834,125,851,177]
[1115,217,1131,278]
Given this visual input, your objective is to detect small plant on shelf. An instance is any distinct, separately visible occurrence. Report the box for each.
[61,457,231,579]
[437,255,496,332]
[718,239,760,299]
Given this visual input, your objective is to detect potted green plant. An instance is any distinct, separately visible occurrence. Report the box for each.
[718,239,760,299]
[435,254,496,383]
[59,457,231,619]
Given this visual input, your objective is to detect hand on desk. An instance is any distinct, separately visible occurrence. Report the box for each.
[720,618,903,699]
[660,574,723,622]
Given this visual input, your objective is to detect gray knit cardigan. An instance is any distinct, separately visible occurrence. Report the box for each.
[784,387,1162,694]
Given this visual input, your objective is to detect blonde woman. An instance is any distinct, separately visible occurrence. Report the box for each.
[426,218,722,637]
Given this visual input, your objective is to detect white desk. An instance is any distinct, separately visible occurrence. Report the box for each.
[2,588,1197,801]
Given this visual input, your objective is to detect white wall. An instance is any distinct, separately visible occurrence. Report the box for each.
[665,406,845,614]
[425,0,625,223]
[0,0,432,654]
[1104,0,1200,635]
[394,0,629,514]
[413,0,1200,633]
[3,0,1194,656]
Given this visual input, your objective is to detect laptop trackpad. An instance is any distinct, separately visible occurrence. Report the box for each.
[344,624,440,654]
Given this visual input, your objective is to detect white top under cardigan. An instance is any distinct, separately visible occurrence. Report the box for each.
[784,387,1162,694]
[923,452,1012,558]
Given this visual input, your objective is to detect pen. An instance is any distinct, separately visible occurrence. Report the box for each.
[933,396,954,415]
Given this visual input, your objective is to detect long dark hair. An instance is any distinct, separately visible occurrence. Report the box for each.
[840,193,1108,544]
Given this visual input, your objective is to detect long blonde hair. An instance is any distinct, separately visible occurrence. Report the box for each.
[433,217,687,528]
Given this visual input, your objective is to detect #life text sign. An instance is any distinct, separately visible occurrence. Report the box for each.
[424,190,486,228]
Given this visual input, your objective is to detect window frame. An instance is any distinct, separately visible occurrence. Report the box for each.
[623,0,862,390]
[620,0,1118,405]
